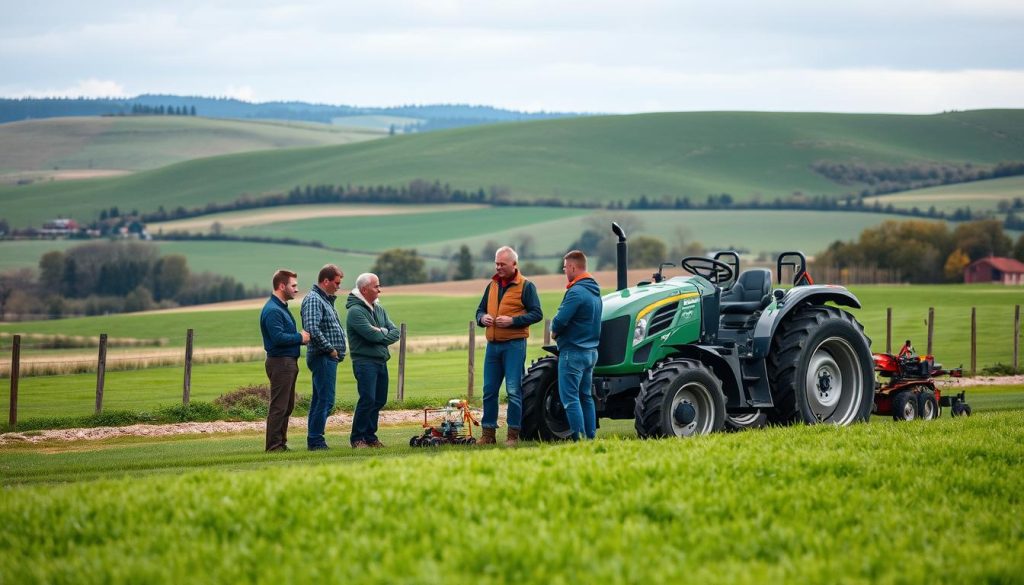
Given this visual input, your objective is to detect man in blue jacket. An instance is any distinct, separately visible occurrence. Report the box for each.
[551,250,602,441]
[259,269,310,452]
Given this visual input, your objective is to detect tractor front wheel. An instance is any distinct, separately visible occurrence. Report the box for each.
[634,359,726,438]
[767,305,874,426]
[521,356,572,441]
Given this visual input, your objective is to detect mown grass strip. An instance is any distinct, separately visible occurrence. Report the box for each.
[1,412,1021,583]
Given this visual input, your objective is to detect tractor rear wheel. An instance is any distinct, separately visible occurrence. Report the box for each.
[725,411,768,432]
[767,305,874,426]
[892,390,918,421]
[521,356,572,441]
[917,389,938,421]
[634,358,726,438]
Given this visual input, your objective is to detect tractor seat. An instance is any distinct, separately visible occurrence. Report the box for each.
[720,268,772,314]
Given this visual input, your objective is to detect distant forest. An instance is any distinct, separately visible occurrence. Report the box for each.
[0,95,583,130]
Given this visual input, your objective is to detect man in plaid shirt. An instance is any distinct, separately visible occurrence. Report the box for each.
[301,264,347,450]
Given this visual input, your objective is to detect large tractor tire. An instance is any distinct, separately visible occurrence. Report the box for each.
[520,356,572,441]
[766,305,874,426]
[917,388,939,421]
[634,358,726,438]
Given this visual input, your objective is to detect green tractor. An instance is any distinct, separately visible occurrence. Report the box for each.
[521,222,875,439]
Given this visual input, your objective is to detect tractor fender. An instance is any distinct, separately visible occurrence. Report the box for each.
[751,286,862,359]
[665,344,743,408]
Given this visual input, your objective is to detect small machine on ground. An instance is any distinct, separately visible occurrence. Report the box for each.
[873,340,970,420]
[409,399,481,447]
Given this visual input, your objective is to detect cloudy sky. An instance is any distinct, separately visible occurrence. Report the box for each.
[2,0,1023,113]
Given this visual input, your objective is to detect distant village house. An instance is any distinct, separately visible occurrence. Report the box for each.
[964,256,1024,285]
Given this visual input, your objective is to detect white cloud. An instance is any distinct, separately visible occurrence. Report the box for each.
[223,85,257,102]
[6,78,128,99]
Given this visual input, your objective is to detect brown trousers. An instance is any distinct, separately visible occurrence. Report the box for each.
[265,356,299,451]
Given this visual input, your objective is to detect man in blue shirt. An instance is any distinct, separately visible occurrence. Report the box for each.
[551,250,602,441]
[259,269,310,452]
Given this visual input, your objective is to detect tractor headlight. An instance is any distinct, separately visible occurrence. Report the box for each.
[633,317,648,346]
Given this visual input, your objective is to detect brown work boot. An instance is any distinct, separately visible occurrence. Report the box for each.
[505,427,520,447]
[479,427,496,445]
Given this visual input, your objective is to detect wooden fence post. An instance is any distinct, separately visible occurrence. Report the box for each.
[8,335,20,430]
[183,328,194,406]
[1014,305,1021,374]
[544,319,552,346]
[926,308,935,356]
[885,308,892,354]
[970,307,977,376]
[397,323,407,402]
[467,321,475,399]
[95,333,107,414]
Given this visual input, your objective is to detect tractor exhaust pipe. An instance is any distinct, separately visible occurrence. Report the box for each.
[611,222,628,291]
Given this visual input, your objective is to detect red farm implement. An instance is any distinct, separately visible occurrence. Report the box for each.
[873,340,971,421]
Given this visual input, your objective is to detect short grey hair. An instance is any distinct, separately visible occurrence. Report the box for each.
[355,273,377,290]
[495,246,518,264]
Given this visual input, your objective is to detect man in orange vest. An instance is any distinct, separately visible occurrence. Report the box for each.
[475,246,543,445]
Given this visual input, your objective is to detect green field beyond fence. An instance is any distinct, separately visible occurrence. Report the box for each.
[1,412,1022,583]
[1,285,1022,425]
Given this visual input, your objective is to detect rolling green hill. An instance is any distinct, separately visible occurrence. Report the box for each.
[863,175,1024,214]
[0,116,384,179]
[3,109,1024,228]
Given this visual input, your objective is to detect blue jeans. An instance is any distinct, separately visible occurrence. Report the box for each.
[482,338,527,429]
[306,352,339,448]
[558,349,598,440]
[351,360,389,445]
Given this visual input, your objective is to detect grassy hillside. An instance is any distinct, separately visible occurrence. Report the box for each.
[1,412,1022,583]
[0,115,383,179]
[863,175,1024,214]
[3,109,1023,227]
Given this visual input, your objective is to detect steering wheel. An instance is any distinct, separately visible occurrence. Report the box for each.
[680,256,734,285]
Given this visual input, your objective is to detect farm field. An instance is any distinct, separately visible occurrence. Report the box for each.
[0,115,384,181]
[1,284,1019,361]
[0,239,453,290]
[1,411,1021,583]
[3,109,1024,227]
[863,175,1024,214]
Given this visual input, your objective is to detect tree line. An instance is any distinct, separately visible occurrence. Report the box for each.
[0,241,257,320]
[129,104,197,116]
[813,219,1024,284]
[811,161,1024,197]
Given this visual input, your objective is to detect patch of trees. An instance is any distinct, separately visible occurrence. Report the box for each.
[370,249,427,285]
[129,104,197,116]
[0,241,257,321]
[811,161,1024,196]
[813,219,1024,284]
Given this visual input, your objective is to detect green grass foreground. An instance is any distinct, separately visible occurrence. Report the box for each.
[1,413,1022,583]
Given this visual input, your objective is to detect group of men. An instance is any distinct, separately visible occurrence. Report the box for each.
[258,247,603,452]
[259,265,400,451]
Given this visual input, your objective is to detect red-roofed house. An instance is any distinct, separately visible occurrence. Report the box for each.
[964,256,1024,285]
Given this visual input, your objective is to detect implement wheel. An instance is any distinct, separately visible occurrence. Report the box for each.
[767,305,874,426]
[521,356,572,441]
[918,389,938,421]
[725,411,768,432]
[892,390,918,421]
[634,358,726,438]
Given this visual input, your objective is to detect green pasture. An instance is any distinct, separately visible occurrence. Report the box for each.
[0,116,382,178]
[235,205,587,253]
[4,109,1024,227]
[864,175,1024,214]
[331,114,422,131]
[0,239,452,290]
[1,412,1022,583]
[1,285,1019,365]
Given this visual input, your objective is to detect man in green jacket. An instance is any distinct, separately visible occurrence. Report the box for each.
[346,272,402,448]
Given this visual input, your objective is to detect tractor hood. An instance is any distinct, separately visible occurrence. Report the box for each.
[601,276,706,321]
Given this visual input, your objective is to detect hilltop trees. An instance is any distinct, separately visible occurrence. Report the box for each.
[371,249,427,285]
[0,242,253,320]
